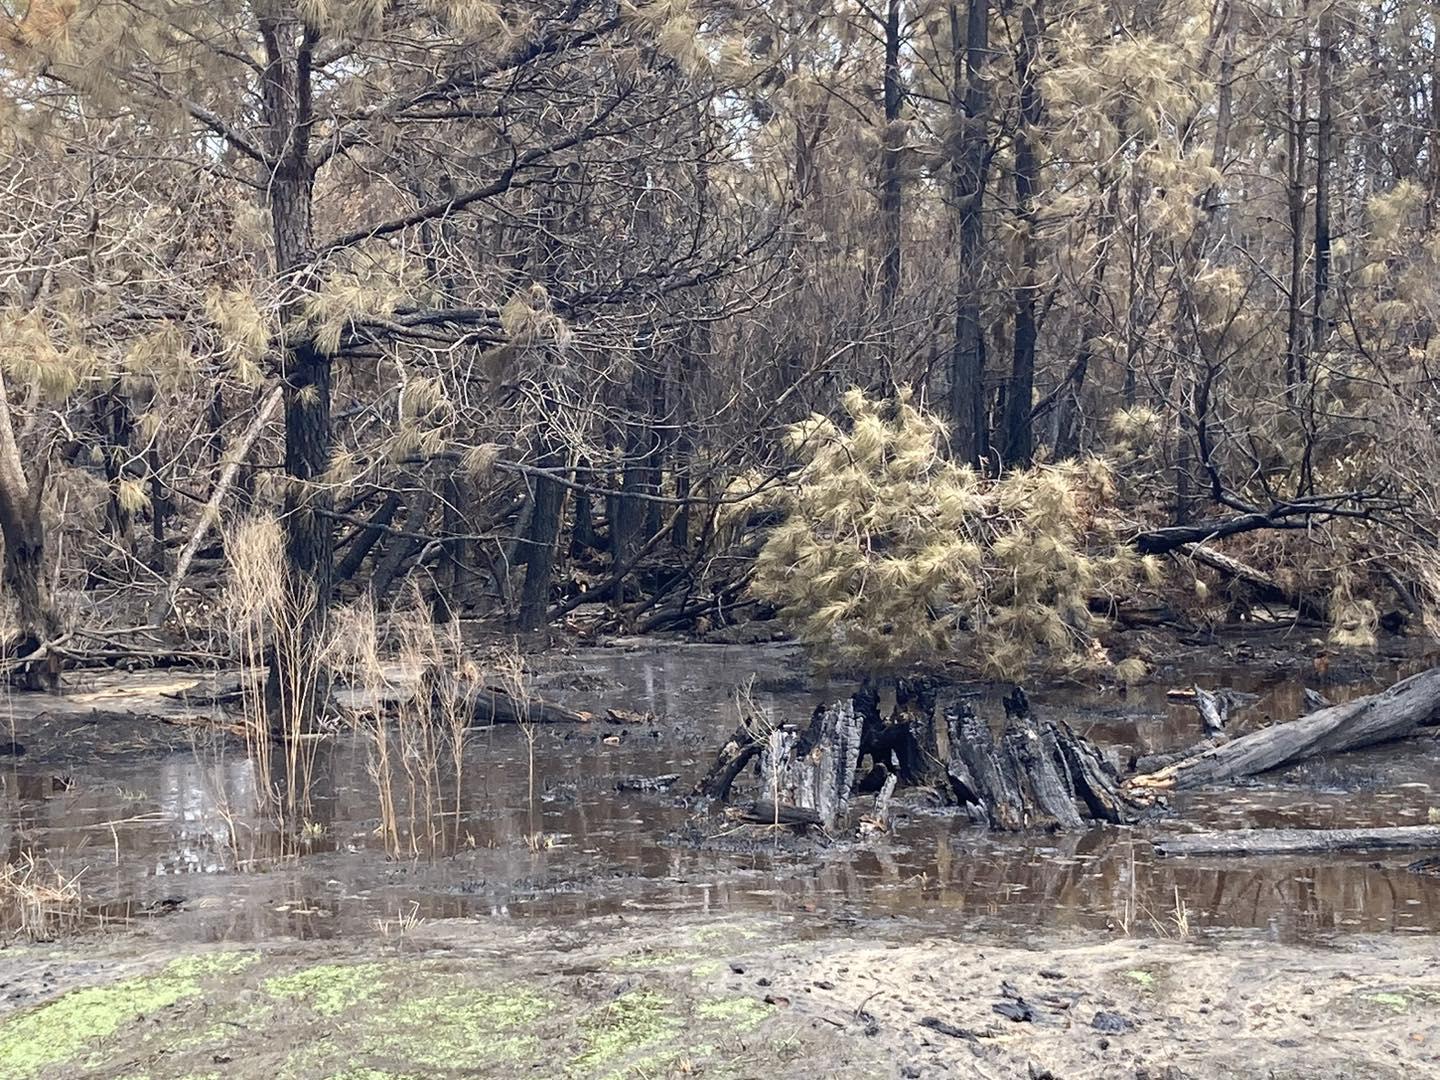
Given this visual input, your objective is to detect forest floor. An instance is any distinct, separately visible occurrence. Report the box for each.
[1,909,1437,1079]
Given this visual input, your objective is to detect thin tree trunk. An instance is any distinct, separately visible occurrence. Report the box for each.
[877,0,905,389]
[948,0,990,464]
[155,383,283,623]
[0,366,56,688]
[518,443,567,631]
[1002,0,1042,467]
[260,16,329,731]
[1283,42,1310,401]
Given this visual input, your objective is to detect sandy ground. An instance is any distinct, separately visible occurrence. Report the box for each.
[0,913,1436,1079]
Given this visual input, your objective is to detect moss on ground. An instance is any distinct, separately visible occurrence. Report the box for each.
[0,940,800,1080]
[0,952,257,1080]
[264,962,388,1017]
[573,989,681,1076]
[696,996,773,1032]
[609,948,701,971]
[366,987,547,1070]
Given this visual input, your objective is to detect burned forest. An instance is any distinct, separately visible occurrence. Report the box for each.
[2,1,1440,1078]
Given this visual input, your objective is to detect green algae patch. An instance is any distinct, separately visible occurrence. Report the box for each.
[368,988,545,1070]
[280,984,551,1078]
[609,949,701,971]
[0,955,225,1080]
[692,924,764,945]
[1369,992,1411,1012]
[573,989,680,1075]
[265,962,388,1017]
[165,951,259,979]
[697,996,772,1032]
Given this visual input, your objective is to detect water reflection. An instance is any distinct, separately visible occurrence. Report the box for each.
[1,643,1437,944]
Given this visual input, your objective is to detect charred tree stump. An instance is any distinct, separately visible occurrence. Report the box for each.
[693,722,763,801]
[754,701,864,829]
[942,688,1136,830]
[694,681,1140,833]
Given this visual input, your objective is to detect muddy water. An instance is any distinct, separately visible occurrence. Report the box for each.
[1,643,1438,944]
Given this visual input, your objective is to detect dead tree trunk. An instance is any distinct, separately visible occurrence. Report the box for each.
[1131,665,1440,791]
[1182,544,1329,622]
[944,689,1136,830]
[0,366,57,689]
[755,701,864,829]
[948,0,991,464]
[518,440,566,631]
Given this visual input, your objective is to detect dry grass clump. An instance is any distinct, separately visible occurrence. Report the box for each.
[0,852,88,941]
[751,388,1146,680]
[326,597,477,859]
[221,513,324,825]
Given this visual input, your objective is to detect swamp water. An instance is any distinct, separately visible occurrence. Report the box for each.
[2,642,1438,946]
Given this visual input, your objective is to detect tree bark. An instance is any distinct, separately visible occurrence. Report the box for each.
[518,443,567,631]
[0,366,57,688]
[948,0,990,465]
[260,16,329,732]
[877,0,905,388]
[1283,39,1310,400]
[1002,0,1042,467]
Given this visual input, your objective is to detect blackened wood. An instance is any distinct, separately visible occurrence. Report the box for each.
[692,722,762,801]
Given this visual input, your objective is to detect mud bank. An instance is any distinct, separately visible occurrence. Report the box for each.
[1,912,1436,1079]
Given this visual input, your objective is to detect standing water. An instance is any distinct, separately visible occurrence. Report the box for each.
[1,642,1437,944]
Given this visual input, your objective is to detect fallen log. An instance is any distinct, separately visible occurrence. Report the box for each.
[1182,544,1329,623]
[465,685,589,725]
[1130,665,1440,791]
[1154,825,1440,857]
[1130,737,1224,775]
[423,668,590,725]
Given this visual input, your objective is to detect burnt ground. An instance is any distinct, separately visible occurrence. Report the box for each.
[0,911,1437,1079]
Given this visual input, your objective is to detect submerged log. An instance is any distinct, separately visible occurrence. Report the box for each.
[1130,665,1440,791]
[423,668,589,725]
[1155,825,1440,857]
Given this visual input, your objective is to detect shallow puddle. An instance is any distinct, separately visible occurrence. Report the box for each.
[1,642,1438,945]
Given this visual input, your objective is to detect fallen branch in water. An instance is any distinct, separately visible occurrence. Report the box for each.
[1154,825,1440,857]
[1130,665,1440,791]
[422,667,590,725]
